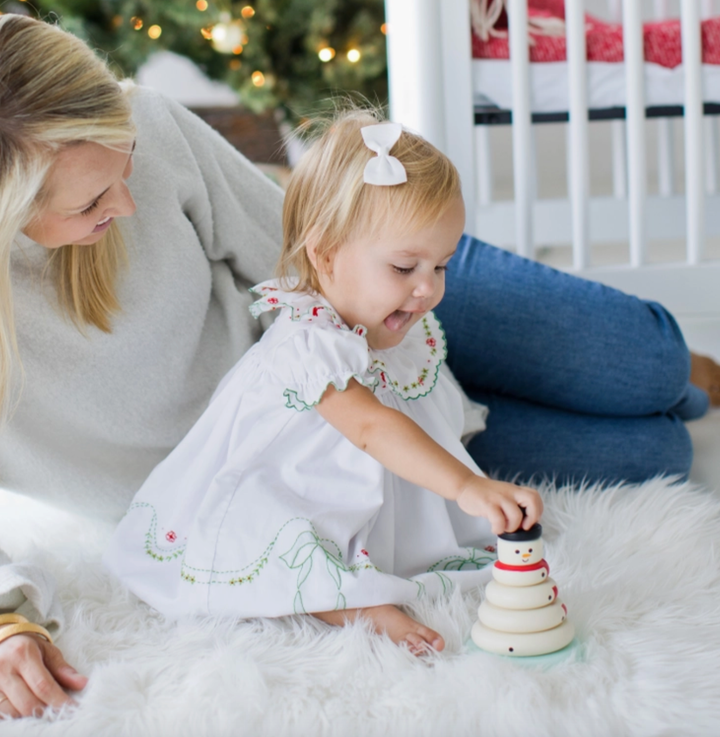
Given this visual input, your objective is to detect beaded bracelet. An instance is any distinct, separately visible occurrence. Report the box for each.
[0,622,53,646]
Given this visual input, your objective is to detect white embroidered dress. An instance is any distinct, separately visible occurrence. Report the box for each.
[104,279,495,618]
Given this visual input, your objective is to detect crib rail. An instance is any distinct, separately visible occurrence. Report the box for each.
[385,0,720,303]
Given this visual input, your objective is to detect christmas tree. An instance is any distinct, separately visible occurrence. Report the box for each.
[6,0,387,121]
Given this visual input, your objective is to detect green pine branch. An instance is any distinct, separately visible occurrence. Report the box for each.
[18,0,387,122]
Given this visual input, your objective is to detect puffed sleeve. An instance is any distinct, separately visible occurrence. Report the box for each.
[0,548,63,636]
[267,323,378,411]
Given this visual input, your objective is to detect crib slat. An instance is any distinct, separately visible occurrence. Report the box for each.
[508,0,533,258]
[565,0,590,269]
[703,0,716,196]
[681,0,705,264]
[654,0,675,198]
[701,4,719,195]
[439,0,476,233]
[622,0,647,267]
[607,1,627,202]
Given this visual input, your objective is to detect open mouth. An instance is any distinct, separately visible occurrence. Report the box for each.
[93,216,113,233]
[384,310,414,332]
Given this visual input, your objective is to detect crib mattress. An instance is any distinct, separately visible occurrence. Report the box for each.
[473,59,720,114]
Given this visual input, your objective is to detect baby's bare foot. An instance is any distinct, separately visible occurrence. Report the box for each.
[690,352,720,406]
[313,604,445,654]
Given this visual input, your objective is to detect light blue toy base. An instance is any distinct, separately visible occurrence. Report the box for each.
[465,637,583,669]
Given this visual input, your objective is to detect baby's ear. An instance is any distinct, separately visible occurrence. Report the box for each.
[306,238,334,276]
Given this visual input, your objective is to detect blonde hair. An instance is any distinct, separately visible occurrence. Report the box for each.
[0,14,136,416]
[279,108,462,294]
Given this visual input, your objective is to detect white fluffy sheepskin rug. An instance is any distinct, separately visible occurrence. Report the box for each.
[1,477,720,737]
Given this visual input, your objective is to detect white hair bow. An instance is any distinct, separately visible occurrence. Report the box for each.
[361,123,407,186]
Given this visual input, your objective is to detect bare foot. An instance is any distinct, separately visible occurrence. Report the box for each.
[690,352,720,407]
[313,604,445,654]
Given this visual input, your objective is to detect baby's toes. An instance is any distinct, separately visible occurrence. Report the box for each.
[406,626,445,655]
[420,627,445,653]
[405,631,432,655]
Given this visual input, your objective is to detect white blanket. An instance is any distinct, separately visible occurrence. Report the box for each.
[1,476,719,736]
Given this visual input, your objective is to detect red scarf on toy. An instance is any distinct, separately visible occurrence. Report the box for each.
[494,558,550,573]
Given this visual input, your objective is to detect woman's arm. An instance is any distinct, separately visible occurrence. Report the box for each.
[133,89,284,285]
[315,380,542,534]
[0,549,86,718]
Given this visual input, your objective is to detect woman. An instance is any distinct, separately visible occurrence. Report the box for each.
[0,14,715,718]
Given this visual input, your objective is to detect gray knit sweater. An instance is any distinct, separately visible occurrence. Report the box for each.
[7,87,283,520]
[2,87,283,625]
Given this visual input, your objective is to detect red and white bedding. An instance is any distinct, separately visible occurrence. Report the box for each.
[472,0,720,113]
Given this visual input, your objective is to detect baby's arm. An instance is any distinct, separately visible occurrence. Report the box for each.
[316,381,542,534]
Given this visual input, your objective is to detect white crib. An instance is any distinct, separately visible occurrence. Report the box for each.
[383,0,720,330]
[384,0,720,488]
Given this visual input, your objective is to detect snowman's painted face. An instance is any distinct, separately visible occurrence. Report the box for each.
[497,538,543,566]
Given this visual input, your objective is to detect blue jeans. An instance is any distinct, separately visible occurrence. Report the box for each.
[435,235,709,484]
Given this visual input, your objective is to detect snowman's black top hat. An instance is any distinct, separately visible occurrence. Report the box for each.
[498,523,542,542]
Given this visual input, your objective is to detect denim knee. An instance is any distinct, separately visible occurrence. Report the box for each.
[640,301,692,413]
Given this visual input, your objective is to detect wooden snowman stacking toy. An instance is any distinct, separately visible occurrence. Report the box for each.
[471,523,574,657]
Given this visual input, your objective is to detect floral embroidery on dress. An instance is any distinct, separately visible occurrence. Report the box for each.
[129,503,392,609]
[367,313,447,401]
[249,280,348,328]
[249,278,448,407]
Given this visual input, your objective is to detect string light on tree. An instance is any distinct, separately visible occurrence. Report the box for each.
[24,0,388,125]
[210,12,245,54]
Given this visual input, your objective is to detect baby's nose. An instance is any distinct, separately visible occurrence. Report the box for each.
[412,277,435,298]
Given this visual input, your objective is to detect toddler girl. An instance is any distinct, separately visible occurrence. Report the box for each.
[104,110,542,652]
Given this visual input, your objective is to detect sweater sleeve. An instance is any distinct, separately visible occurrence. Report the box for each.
[0,548,63,637]
[131,87,284,287]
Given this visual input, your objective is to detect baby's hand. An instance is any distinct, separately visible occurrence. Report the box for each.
[456,477,542,535]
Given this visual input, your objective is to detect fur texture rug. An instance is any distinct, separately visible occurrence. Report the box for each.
[1,477,719,737]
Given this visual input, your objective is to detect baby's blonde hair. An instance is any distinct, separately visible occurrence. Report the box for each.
[279,108,462,293]
[0,14,136,417]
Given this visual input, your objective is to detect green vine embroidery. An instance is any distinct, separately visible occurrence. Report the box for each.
[427,547,496,572]
[434,571,453,595]
[279,528,350,614]
[283,374,378,412]
[130,502,187,563]
[132,503,325,587]
[129,503,479,607]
